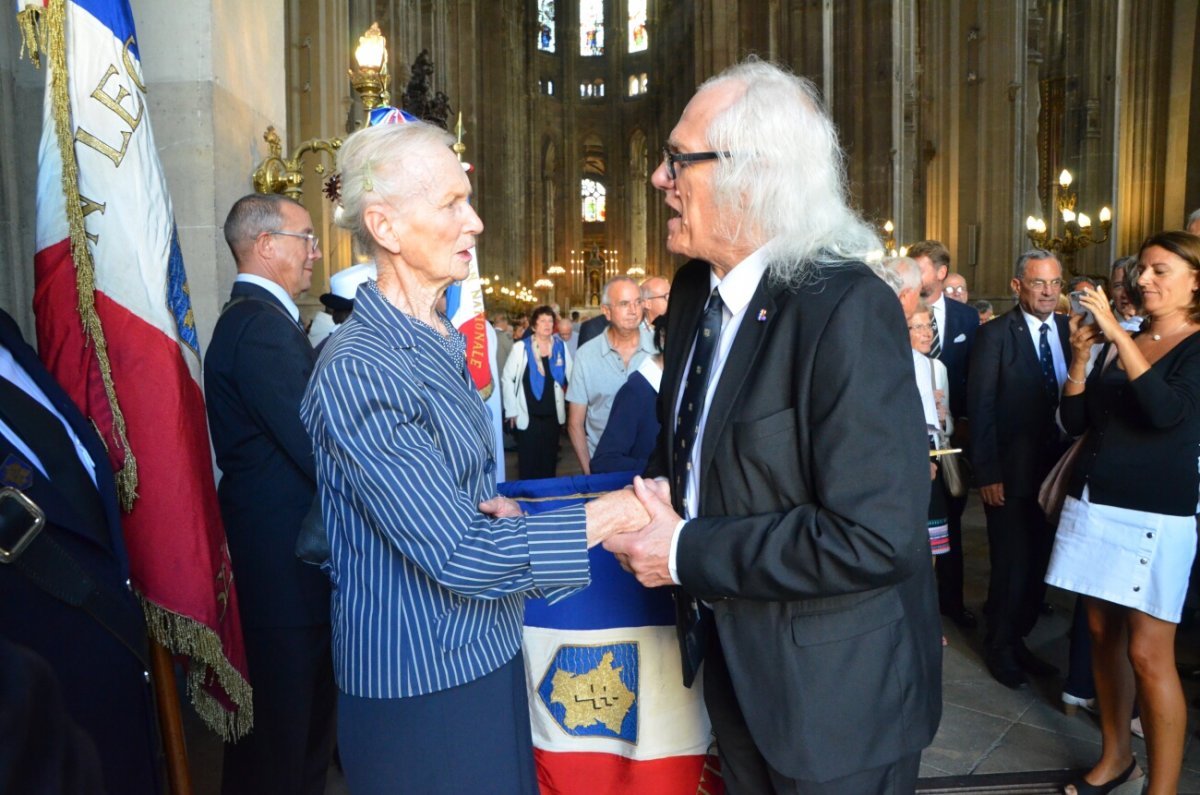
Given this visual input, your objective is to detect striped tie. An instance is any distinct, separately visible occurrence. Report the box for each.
[929,311,942,359]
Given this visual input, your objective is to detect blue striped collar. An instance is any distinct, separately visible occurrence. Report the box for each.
[353,281,458,351]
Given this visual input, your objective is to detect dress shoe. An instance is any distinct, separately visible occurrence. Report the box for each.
[985,650,1029,690]
[941,605,978,630]
[1014,641,1059,677]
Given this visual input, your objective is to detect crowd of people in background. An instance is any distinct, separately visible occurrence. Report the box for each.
[8,51,1200,795]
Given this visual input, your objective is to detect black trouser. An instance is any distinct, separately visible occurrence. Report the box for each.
[937,491,968,612]
[982,494,1054,651]
[703,634,922,795]
[221,625,337,795]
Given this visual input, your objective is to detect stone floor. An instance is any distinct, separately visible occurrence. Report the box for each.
[180,438,1200,793]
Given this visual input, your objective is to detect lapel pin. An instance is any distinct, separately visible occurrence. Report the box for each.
[757,309,768,322]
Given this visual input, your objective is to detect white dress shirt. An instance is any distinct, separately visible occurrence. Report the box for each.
[235,273,301,324]
[1021,310,1067,388]
[667,246,771,584]
[930,293,947,350]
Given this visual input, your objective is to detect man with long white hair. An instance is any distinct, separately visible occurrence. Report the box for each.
[606,58,942,793]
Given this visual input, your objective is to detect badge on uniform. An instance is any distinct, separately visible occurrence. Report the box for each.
[1,454,34,490]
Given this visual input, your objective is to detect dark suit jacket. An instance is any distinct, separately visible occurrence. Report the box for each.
[649,259,942,783]
[0,308,162,794]
[203,282,329,628]
[968,308,1072,497]
[576,314,608,347]
[938,295,979,420]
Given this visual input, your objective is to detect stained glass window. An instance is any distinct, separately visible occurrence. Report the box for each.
[628,0,648,52]
[581,178,606,222]
[580,0,604,56]
[537,0,556,52]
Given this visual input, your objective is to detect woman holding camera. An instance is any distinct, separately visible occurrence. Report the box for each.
[1046,230,1200,795]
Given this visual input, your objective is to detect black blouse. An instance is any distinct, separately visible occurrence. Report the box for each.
[1061,331,1200,516]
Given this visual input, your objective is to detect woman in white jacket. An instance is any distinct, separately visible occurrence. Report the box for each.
[501,305,572,478]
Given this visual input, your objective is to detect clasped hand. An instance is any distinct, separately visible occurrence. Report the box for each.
[601,477,679,589]
[480,477,680,589]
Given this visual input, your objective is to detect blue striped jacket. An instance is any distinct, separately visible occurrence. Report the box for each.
[300,284,590,698]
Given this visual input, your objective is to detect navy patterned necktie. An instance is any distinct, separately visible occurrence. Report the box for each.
[672,287,724,505]
[1038,323,1058,402]
[929,311,942,359]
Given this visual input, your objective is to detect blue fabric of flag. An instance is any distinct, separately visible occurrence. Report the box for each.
[72,0,139,59]
[501,472,676,630]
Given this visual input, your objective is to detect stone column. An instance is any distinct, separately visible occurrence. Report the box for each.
[131,0,288,350]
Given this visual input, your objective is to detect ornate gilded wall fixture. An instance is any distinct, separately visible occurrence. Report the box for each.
[1025,169,1111,256]
[251,23,390,198]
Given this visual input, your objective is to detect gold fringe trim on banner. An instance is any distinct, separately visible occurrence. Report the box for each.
[16,6,44,68]
[44,0,139,510]
[141,598,254,741]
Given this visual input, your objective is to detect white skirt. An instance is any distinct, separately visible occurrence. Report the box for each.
[1045,486,1197,623]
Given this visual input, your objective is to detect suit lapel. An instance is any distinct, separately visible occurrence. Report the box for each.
[659,262,710,513]
[0,319,123,552]
[1009,309,1042,375]
[698,278,780,489]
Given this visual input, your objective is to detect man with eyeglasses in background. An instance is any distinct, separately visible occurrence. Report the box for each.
[968,249,1072,690]
[640,275,671,328]
[204,194,336,795]
[944,272,970,303]
[566,275,656,474]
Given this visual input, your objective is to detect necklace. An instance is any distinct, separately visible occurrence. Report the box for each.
[1150,316,1193,341]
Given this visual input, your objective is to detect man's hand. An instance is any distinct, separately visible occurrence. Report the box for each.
[602,476,678,588]
[980,482,1005,507]
[583,487,649,548]
[479,495,524,518]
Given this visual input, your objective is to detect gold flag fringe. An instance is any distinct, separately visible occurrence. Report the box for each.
[41,0,252,739]
[16,6,44,68]
[45,0,139,511]
[141,598,254,740]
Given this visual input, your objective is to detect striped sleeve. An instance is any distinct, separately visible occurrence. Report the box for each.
[319,353,589,599]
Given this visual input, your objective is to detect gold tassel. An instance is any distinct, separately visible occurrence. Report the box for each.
[44,0,139,510]
[16,6,44,69]
[141,599,255,740]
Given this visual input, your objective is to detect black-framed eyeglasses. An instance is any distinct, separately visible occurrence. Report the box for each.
[644,292,670,302]
[265,230,320,253]
[662,148,731,180]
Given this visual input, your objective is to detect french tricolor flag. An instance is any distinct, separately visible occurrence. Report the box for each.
[501,473,723,795]
[22,0,251,737]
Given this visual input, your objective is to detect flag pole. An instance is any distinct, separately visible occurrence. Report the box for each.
[150,639,194,794]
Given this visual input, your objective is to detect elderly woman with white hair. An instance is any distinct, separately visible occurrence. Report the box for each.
[299,120,646,794]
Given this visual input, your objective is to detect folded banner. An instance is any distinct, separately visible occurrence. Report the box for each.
[21,0,251,737]
[500,472,722,795]
[445,247,492,399]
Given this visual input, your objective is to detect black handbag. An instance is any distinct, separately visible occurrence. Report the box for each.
[294,497,330,567]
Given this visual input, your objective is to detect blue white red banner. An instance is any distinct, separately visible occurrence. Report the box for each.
[501,473,722,795]
[22,0,251,737]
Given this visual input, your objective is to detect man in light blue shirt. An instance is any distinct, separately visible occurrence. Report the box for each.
[566,276,656,474]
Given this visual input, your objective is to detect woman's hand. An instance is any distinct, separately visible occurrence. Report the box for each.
[1077,286,1124,341]
[933,388,948,424]
[479,495,524,519]
[1068,312,1105,358]
[930,461,938,481]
